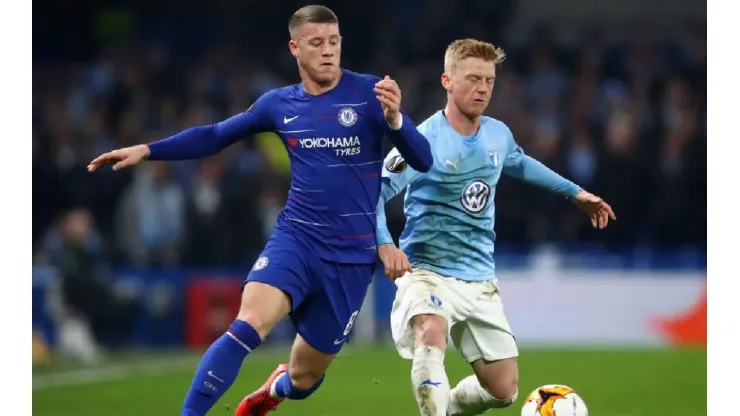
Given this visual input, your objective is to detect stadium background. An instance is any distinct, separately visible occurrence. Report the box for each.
[32,0,706,415]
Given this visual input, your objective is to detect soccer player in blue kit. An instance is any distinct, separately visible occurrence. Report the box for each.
[375,39,616,416]
[87,5,433,416]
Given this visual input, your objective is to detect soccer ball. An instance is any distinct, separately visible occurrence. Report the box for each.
[520,384,588,416]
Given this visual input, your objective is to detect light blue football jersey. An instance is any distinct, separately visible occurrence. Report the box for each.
[376,111,581,281]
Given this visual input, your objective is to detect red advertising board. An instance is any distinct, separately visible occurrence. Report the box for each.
[185,277,242,348]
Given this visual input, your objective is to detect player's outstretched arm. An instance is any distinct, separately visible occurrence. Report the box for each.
[501,126,581,198]
[502,132,616,229]
[502,150,582,199]
[373,76,433,172]
[147,111,267,161]
[88,94,275,172]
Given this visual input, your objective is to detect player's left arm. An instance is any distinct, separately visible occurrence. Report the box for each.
[372,76,433,173]
[376,147,424,246]
[502,128,616,229]
[376,147,423,278]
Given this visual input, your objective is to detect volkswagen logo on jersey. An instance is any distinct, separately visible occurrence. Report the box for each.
[337,107,358,127]
[460,178,491,214]
[385,154,407,173]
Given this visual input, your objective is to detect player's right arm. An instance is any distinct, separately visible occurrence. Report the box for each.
[501,125,616,229]
[88,92,276,172]
[376,148,424,279]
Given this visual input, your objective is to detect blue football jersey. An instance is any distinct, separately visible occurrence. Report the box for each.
[376,111,580,281]
[149,69,432,264]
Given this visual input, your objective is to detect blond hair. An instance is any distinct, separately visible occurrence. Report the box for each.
[444,39,506,74]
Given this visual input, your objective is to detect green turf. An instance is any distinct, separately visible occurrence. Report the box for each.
[32,347,706,416]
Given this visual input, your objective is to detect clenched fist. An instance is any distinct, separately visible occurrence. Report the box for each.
[374,75,403,128]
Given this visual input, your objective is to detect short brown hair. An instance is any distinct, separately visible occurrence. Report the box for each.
[444,39,506,74]
[289,5,339,37]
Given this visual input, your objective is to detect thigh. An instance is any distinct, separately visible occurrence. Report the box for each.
[451,319,518,364]
[451,281,518,363]
[411,314,449,349]
[291,261,374,355]
[244,230,312,312]
[240,231,313,338]
[390,269,457,359]
[238,282,291,339]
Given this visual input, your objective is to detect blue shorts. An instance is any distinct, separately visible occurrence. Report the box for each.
[244,229,375,355]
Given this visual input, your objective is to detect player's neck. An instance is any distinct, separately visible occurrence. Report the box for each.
[300,68,343,96]
[443,103,480,136]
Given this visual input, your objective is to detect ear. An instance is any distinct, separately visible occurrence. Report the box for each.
[289,39,298,58]
[441,73,452,92]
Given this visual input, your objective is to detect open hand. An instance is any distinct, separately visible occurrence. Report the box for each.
[88,144,150,172]
[574,190,616,229]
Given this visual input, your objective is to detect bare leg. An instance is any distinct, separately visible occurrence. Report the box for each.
[447,358,519,416]
[269,334,336,398]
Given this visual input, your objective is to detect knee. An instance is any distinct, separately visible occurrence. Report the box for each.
[482,375,519,405]
[236,308,271,339]
[412,314,448,349]
[288,365,325,391]
[236,283,291,338]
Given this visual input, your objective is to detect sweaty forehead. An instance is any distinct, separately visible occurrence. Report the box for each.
[455,57,496,77]
[293,22,340,41]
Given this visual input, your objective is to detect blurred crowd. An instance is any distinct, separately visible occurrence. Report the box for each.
[33,5,706,275]
[31,2,705,358]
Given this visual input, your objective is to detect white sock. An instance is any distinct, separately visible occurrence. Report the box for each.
[411,346,450,416]
[447,375,518,416]
[269,372,286,400]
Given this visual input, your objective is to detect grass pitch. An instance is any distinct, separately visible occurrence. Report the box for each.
[32,346,706,416]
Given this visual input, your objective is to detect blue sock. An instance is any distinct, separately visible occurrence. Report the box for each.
[274,371,325,400]
[181,320,261,416]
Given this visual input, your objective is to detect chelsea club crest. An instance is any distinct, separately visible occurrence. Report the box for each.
[338,107,358,127]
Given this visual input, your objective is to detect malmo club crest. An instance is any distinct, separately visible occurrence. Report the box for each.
[460,178,491,214]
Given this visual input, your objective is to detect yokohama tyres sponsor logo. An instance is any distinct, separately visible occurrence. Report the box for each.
[287,136,361,156]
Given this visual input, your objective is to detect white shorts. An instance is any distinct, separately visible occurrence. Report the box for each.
[390,268,519,363]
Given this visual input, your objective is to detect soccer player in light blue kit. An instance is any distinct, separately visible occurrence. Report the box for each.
[376,39,615,416]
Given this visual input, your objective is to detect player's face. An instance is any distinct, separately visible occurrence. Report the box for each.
[444,57,495,119]
[290,23,342,85]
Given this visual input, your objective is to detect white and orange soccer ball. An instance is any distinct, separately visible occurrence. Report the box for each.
[520,384,588,416]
